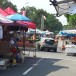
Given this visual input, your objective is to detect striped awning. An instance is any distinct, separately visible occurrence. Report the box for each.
[0,14,13,23]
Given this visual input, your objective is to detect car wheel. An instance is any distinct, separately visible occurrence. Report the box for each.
[48,49,51,52]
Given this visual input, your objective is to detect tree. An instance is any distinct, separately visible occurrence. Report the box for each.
[69,14,76,28]
[0,0,5,7]
[63,25,72,30]
[65,14,76,29]
[0,0,17,12]
[21,6,63,33]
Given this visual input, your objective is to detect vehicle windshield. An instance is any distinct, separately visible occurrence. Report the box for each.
[45,39,55,45]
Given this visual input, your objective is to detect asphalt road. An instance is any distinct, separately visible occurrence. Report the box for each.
[0,48,76,76]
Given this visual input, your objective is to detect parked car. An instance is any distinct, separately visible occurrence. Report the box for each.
[36,37,57,52]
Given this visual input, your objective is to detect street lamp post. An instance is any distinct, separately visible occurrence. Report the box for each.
[41,15,44,31]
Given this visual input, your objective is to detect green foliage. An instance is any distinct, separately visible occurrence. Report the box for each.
[69,14,76,28]
[65,14,76,29]
[0,0,5,6]
[23,6,63,33]
[63,25,72,30]
[0,0,17,12]
[0,0,63,33]
[65,14,70,23]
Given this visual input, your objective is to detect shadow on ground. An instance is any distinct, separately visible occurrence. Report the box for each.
[0,57,68,76]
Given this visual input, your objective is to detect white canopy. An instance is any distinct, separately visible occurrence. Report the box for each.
[27,28,54,35]
[0,14,13,23]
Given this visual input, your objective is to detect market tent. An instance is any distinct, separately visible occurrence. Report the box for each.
[0,8,9,16]
[25,22,36,29]
[7,13,32,52]
[36,29,45,34]
[27,28,45,34]
[0,14,13,24]
[59,30,68,36]
[44,30,54,35]
[16,21,36,29]
[7,13,31,21]
[27,28,35,33]
[5,7,16,15]
[5,7,36,29]
[58,30,76,36]
[6,13,36,29]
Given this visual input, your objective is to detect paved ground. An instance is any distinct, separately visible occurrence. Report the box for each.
[0,48,76,76]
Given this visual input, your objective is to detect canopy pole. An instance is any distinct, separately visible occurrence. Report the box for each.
[23,29,26,55]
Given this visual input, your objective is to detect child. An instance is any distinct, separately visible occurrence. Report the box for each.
[10,46,17,66]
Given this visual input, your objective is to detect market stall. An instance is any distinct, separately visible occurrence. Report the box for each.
[0,14,13,70]
[58,30,76,55]
[65,44,76,55]
[0,7,37,70]
[0,10,31,69]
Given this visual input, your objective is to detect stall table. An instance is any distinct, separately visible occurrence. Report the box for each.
[0,41,10,70]
[65,44,76,55]
[0,59,8,70]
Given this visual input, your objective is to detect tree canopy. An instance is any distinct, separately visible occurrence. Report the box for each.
[0,0,17,12]
[24,7,63,33]
[64,14,76,29]
[0,0,63,34]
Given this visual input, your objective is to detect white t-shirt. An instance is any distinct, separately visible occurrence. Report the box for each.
[10,39,15,45]
[58,38,64,48]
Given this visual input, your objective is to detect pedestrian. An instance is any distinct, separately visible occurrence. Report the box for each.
[10,34,19,50]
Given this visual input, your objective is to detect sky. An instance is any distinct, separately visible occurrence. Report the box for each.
[9,0,67,25]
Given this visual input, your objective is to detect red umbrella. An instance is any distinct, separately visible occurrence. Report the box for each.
[24,21,36,29]
[0,8,9,16]
[5,7,16,15]
[4,7,36,29]
[16,21,36,29]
